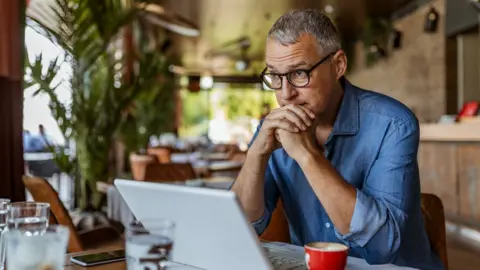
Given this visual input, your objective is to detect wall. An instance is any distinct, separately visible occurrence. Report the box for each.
[457,30,480,109]
[347,0,446,123]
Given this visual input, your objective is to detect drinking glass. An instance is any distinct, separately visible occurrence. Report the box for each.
[126,219,175,270]
[0,199,10,270]
[7,202,50,236]
[5,225,69,270]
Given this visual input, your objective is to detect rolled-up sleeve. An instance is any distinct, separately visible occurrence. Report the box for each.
[245,120,280,235]
[334,118,420,264]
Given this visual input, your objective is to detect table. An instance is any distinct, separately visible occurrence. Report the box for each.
[106,177,235,227]
[24,152,56,161]
[205,160,242,172]
[64,247,417,270]
[170,152,243,173]
[64,249,200,269]
[24,152,74,209]
[170,152,230,163]
[24,149,71,161]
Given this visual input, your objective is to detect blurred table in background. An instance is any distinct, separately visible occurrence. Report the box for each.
[106,176,235,227]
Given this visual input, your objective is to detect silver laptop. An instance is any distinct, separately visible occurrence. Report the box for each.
[114,179,307,270]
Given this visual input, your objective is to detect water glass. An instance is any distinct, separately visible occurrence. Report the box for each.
[7,202,50,236]
[5,225,69,270]
[126,219,175,270]
[0,199,10,270]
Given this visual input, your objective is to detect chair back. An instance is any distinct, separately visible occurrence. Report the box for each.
[147,147,172,163]
[143,163,197,182]
[421,193,449,270]
[259,200,291,243]
[22,175,84,252]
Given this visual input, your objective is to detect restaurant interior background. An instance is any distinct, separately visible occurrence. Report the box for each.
[1,0,480,269]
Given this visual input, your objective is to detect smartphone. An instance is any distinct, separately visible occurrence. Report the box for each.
[70,249,126,266]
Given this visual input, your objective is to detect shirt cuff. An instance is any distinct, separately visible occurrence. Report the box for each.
[252,209,270,235]
[334,189,386,247]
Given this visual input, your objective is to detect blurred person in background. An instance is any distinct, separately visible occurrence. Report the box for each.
[38,124,55,146]
[24,124,56,152]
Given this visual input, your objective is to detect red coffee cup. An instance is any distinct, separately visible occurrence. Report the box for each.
[304,242,349,270]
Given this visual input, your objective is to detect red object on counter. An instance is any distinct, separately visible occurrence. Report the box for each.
[456,101,480,121]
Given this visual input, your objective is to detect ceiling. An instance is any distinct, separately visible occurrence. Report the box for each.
[159,0,415,75]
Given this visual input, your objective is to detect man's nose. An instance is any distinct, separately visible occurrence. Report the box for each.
[280,78,297,100]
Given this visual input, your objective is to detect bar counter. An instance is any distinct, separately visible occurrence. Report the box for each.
[419,123,480,228]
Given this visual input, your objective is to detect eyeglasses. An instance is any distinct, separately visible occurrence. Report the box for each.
[260,51,337,90]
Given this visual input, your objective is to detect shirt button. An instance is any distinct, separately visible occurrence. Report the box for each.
[325,222,331,228]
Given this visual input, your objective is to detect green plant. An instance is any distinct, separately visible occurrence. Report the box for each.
[361,18,392,67]
[116,19,177,155]
[179,89,210,137]
[24,0,161,210]
[117,54,176,154]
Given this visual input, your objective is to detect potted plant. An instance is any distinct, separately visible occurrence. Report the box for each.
[24,0,164,210]
[118,54,177,179]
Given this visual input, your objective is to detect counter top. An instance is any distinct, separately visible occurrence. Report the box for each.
[420,123,480,142]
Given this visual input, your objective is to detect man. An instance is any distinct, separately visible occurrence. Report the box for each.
[231,9,444,270]
[23,128,47,152]
[38,124,55,148]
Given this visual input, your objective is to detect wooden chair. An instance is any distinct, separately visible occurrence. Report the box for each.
[259,193,449,270]
[259,200,291,243]
[143,163,197,182]
[23,175,123,253]
[421,193,449,270]
[147,147,172,163]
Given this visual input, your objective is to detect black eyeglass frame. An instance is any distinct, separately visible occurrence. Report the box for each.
[260,51,337,90]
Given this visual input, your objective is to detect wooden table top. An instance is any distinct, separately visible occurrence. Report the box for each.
[206,160,243,172]
[64,249,124,270]
[64,249,201,269]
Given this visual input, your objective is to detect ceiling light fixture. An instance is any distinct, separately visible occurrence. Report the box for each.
[139,3,200,37]
[235,59,249,71]
[200,75,214,89]
[324,4,335,14]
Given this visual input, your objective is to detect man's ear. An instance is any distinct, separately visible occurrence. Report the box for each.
[333,50,347,80]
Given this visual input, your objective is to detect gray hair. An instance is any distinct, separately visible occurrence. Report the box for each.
[267,9,341,54]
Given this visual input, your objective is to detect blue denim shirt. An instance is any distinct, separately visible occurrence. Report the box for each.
[250,79,444,270]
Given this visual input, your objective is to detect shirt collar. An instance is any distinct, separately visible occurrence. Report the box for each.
[331,77,359,136]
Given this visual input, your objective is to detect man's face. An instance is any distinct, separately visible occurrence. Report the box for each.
[264,33,345,116]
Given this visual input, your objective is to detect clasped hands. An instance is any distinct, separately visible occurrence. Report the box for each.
[250,104,318,161]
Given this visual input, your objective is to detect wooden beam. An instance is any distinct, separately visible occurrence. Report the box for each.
[0,0,26,201]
